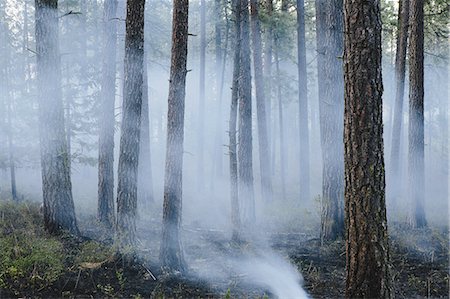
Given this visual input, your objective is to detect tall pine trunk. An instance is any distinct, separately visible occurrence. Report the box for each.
[35,0,78,235]
[238,0,255,225]
[296,0,310,202]
[408,0,426,228]
[250,0,272,202]
[98,0,118,227]
[229,0,241,241]
[160,0,189,273]
[316,0,345,242]
[343,0,391,296]
[115,0,146,253]
[389,0,409,204]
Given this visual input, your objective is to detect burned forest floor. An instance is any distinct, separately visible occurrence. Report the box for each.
[0,200,449,298]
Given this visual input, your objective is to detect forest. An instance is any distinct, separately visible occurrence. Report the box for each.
[0,0,448,298]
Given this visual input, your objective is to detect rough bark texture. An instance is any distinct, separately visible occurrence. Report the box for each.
[229,0,241,241]
[408,0,426,228]
[296,0,310,202]
[35,0,79,235]
[98,0,118,228]
[343,0,392,297]
[250,0,273,202]
[238,0,255,226]
[115,0,146,253]
[315,0,345,242]
[160,0,189,273]
[389,0,409,203]
[138,49,154,209]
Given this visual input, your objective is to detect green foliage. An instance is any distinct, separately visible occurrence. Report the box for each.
[74,240,113,265]
[0,202,64,294]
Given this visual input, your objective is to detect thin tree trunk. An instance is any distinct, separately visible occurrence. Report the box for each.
[115,0,146,253]
[250,0,273,202]
[264,0,274,175]
[35,0,78,235]
[274,45,286,201]
[197,0,206,190]
[7,90,17,201]
[343,0,391,296]
[229,0,241,241]
[138,49,154,209]
[316,0,345,242]
[98,0,118,227]
[296,0,310,202]
[389,0,409,205]
[160,0,189,273]
[408,0,426,228]
[238,0,255,225]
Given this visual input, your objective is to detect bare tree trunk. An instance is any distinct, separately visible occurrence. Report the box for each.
[389,0,409,205]
[343,0,391,297]
[6,90,17,201]
[238,0,255,225]
[197,0,206,191]
[264,0,274,175]
[296,0,310,202]
[98,0,118,227]
[316,0,345,242]
[250,0,273,202]
[115,0,146,254]
[160,0,189,273]
[408,0,426,228]
[138,49,154,209]
[35,0,78,235]
[229,0,241,241]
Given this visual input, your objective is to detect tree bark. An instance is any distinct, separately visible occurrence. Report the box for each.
[389,0,409,204]
[343,0,392,297]
[408,0,426,228]
[238,0,255,225]
[296,0,310,202]
[229,0,241,241]
[98,0,118,228]
[35,0,79,235]
[250,0,273,202]
[316,0,345,242]
[160,0,189,273]
[115,0,146,253]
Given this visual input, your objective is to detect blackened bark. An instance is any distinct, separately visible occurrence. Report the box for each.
[316,0,345,242]
[343,0,391,297]
[160,0,189,273]
[98,0,118,227]
[296,0,310,202]
[35,0,79,235]
[408,0,426,228]
[389,0,409,202]
[238,0,255,225]
[230,0,242,241]
[116,0,146,252]
[250,0,273,202]
[138,49,154,209]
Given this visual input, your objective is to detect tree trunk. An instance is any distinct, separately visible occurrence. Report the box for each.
[238,0,255,226]
[160,0,189,273]
[274,44,286,201]
[296,0,310,202]
[138,48,154,210]
[229,0,241,241]
[408,0,426,228]
[98,0,118,227]
[35,0,79,235]
[389,0,409,205]
[197,0,206,191]
[264,0,274,174]
[250,0,273,202]
[316,0,345,242]
[7,90,17,202]
[343,0,391,297]
[115,0,146,253]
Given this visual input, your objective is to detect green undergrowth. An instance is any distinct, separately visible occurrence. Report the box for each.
[0,201,113,297]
